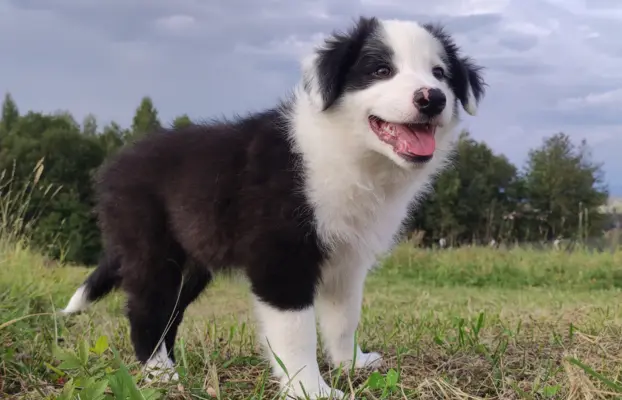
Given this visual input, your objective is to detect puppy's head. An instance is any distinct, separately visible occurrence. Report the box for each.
[302,17,486,169]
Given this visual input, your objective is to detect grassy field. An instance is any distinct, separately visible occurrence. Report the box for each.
[1,241,622,400]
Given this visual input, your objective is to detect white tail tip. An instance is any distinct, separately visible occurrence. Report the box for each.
[61,285,90,314]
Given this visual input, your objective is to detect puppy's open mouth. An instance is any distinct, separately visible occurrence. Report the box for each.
[368,116,436,163]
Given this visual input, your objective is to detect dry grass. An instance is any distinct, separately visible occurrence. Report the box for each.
[1,242,621,399]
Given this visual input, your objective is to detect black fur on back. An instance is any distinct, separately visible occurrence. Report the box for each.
[90,106,328,362]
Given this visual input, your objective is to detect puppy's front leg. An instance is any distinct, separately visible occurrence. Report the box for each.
[254,298,344,399]
[315,260,383,370]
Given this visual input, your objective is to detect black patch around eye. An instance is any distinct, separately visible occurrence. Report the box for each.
[314,17,400,110]
[315,17,382,110]
[357,54,392,74]
[343,37,395,92]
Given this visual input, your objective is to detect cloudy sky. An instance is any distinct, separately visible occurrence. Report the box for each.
[2,0,621,195]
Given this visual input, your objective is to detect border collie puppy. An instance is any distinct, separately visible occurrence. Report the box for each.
[62,16,485,399]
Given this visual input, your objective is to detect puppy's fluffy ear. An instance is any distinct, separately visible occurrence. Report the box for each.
[304,17,378,111]
[424,23,486,116]
[457,57,485,116]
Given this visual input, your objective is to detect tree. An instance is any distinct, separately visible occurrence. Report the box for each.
[522,132,609,240]
[0,110,106,265]
[172,114,193,129]
[407,131,521,245]
[52,110,80,131]
[1,92,19,134]
[99,121,126,155]
[0,111,82,176]
[130,96,161,140]
[82,114,98,136]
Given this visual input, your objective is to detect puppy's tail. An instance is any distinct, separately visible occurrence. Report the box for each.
[61,254,122,314]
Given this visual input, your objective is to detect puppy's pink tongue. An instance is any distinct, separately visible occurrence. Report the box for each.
[391,124,436,156]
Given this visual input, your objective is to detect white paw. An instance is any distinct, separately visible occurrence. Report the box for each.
[334,351,383,370]
[281,377,345,399]
[142,348,178,383]
[353,351,383,369]
[143,363,179,383]
[142,343,178,383]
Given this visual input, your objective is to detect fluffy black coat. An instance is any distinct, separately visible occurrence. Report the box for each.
[88,107,326,362]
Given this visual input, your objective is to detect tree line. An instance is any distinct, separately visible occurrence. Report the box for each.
[0,92,613,265]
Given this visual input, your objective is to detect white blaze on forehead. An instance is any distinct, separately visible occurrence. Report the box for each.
[378,20,447,79]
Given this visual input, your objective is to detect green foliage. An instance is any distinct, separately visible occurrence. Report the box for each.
[409,132,521,244]
[0,158,60,244]
[1,92,19,134]
[408,131,611,245]
[99,121,127,155]
[130,96,161,140]
[0,91,614,266]
[381,245,622,290]
[50,336,164,400]
[0,93,164,265]
[82,114,98,136]
[0,111,107,264]
[365,369,399,398]
[172,113,193,129]
[523,133,609,240]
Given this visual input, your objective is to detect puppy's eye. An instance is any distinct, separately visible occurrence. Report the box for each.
[432,66,445,80]
[373,66,392,78]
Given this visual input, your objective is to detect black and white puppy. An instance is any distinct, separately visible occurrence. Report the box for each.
[62,17,485,399]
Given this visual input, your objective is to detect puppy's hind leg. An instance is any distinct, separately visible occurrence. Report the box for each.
[122,241,192,383]
[163,263,212,363]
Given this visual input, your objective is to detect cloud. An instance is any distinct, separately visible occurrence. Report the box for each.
[1,0,621,194]
[154,15,197,35]
[557,88,622,111]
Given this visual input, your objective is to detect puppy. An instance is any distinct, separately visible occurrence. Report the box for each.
[62,16,485,399]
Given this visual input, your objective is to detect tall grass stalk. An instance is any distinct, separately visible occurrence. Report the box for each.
[0,158,61,248]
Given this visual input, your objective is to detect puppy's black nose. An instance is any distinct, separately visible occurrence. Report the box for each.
[414,88,446,117]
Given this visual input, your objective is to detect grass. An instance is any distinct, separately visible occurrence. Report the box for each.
[1,241,622,400]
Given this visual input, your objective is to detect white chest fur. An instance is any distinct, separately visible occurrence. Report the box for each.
[310,156,430,263]
[287,91,455,267]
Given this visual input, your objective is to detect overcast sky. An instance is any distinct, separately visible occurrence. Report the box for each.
[2,0,621,195]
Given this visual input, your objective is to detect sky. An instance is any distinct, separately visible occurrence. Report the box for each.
[1,0,621,195]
